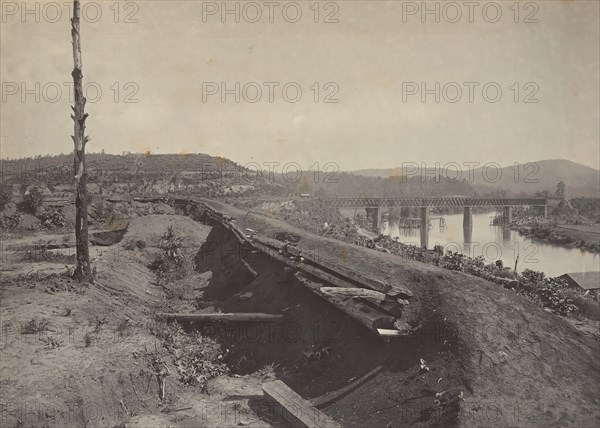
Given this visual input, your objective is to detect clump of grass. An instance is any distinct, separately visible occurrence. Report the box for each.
[258,363,278,381]
[41,335,63,349]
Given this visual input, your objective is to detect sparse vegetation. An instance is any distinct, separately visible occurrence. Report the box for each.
[21,318,49,335]
[41,335,63,349]
[151,226,191,285]
[152,321,228,390]
[38,209,67,229]
[0,212,22,230]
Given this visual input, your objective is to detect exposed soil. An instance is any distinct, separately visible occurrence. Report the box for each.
[197,198,600,428]
[1,201,599,427]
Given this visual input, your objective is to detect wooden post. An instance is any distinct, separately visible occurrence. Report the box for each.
[420,206,429,248]
[71,0,92,283]
[502,206,512,224]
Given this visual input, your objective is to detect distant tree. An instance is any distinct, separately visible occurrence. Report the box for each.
[0,183,13,211]
[556,181,566,199]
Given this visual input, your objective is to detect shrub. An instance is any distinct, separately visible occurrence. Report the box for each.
[39,209,66,229]
[0,183,12,211]
[0,212,22,230]
[91,201,115,224]
[151,226,190,284]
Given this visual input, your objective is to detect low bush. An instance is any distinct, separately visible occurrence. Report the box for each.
[151,226,191,285]
[38,209,66,229]
[0,212,22,230]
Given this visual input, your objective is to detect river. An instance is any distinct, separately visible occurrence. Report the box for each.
[380,212,600,277]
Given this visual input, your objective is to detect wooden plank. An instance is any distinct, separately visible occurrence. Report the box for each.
[295,273,395,332]
[310,366,383,407]
[319,287,403,317]
[298,263,359,290]
[263,380,342,428]
[377,329,403,336]
[301,253,413,299]
[158,313,283,322]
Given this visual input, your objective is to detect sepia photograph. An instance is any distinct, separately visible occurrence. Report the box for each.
[1,1,599,427]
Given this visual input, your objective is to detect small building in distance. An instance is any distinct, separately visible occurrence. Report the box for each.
[559,271,600,292]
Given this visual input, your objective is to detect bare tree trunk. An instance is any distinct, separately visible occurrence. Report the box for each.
[71,0,92,283]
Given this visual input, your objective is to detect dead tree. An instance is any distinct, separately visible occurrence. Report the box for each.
[71,0,92,282]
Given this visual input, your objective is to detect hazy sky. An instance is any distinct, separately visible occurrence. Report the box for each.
[1,0,599,171]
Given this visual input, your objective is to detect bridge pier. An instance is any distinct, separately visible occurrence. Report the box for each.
[373,207,382,232]
[539,205,548,218]
[420,206,429,248]
[366,207,382,232]
[463,206,472,229]
[463,207,473,251]
[502,206,513,224]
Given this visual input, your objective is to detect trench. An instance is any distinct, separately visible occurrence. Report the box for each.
[177,212,467,427]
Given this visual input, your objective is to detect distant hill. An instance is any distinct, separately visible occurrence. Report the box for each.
[351,160,600,197]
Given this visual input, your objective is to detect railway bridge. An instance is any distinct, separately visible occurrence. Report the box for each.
[313,197,548,248]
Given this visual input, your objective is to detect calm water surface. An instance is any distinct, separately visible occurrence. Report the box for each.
[381,213,600,277]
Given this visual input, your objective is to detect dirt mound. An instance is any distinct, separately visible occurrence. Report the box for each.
[0,215,213,428]
[197,199,600,427]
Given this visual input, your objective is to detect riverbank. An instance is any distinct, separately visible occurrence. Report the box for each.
[198,197,600,427]
[259,200,600,321]
[511,220,600,253]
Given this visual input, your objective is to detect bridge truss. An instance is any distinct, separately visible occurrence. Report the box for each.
[310,197,547,208]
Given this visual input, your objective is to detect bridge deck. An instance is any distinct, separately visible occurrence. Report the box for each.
[311,197,547,208]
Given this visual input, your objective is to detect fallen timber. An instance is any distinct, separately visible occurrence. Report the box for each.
[241,258,258,277]
[262,380,342,428]
[295,273,395,331]
[199,203,413,337]
[158,313,284,322]
[310,365,384,408]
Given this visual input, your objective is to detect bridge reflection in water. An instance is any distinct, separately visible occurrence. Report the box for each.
[316,197,548,248]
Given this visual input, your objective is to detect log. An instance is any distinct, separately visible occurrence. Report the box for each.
[319,287,403,316]
[301,253,413,299]
[310,366,383,407]
[377,329,403,337]
[295,273,395,332]
[252,241,300,267]
[298,263,359,290]
[241,258,258,277]
[262,380,342,428]
[252,235,286,250]
[158,313,283,322]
